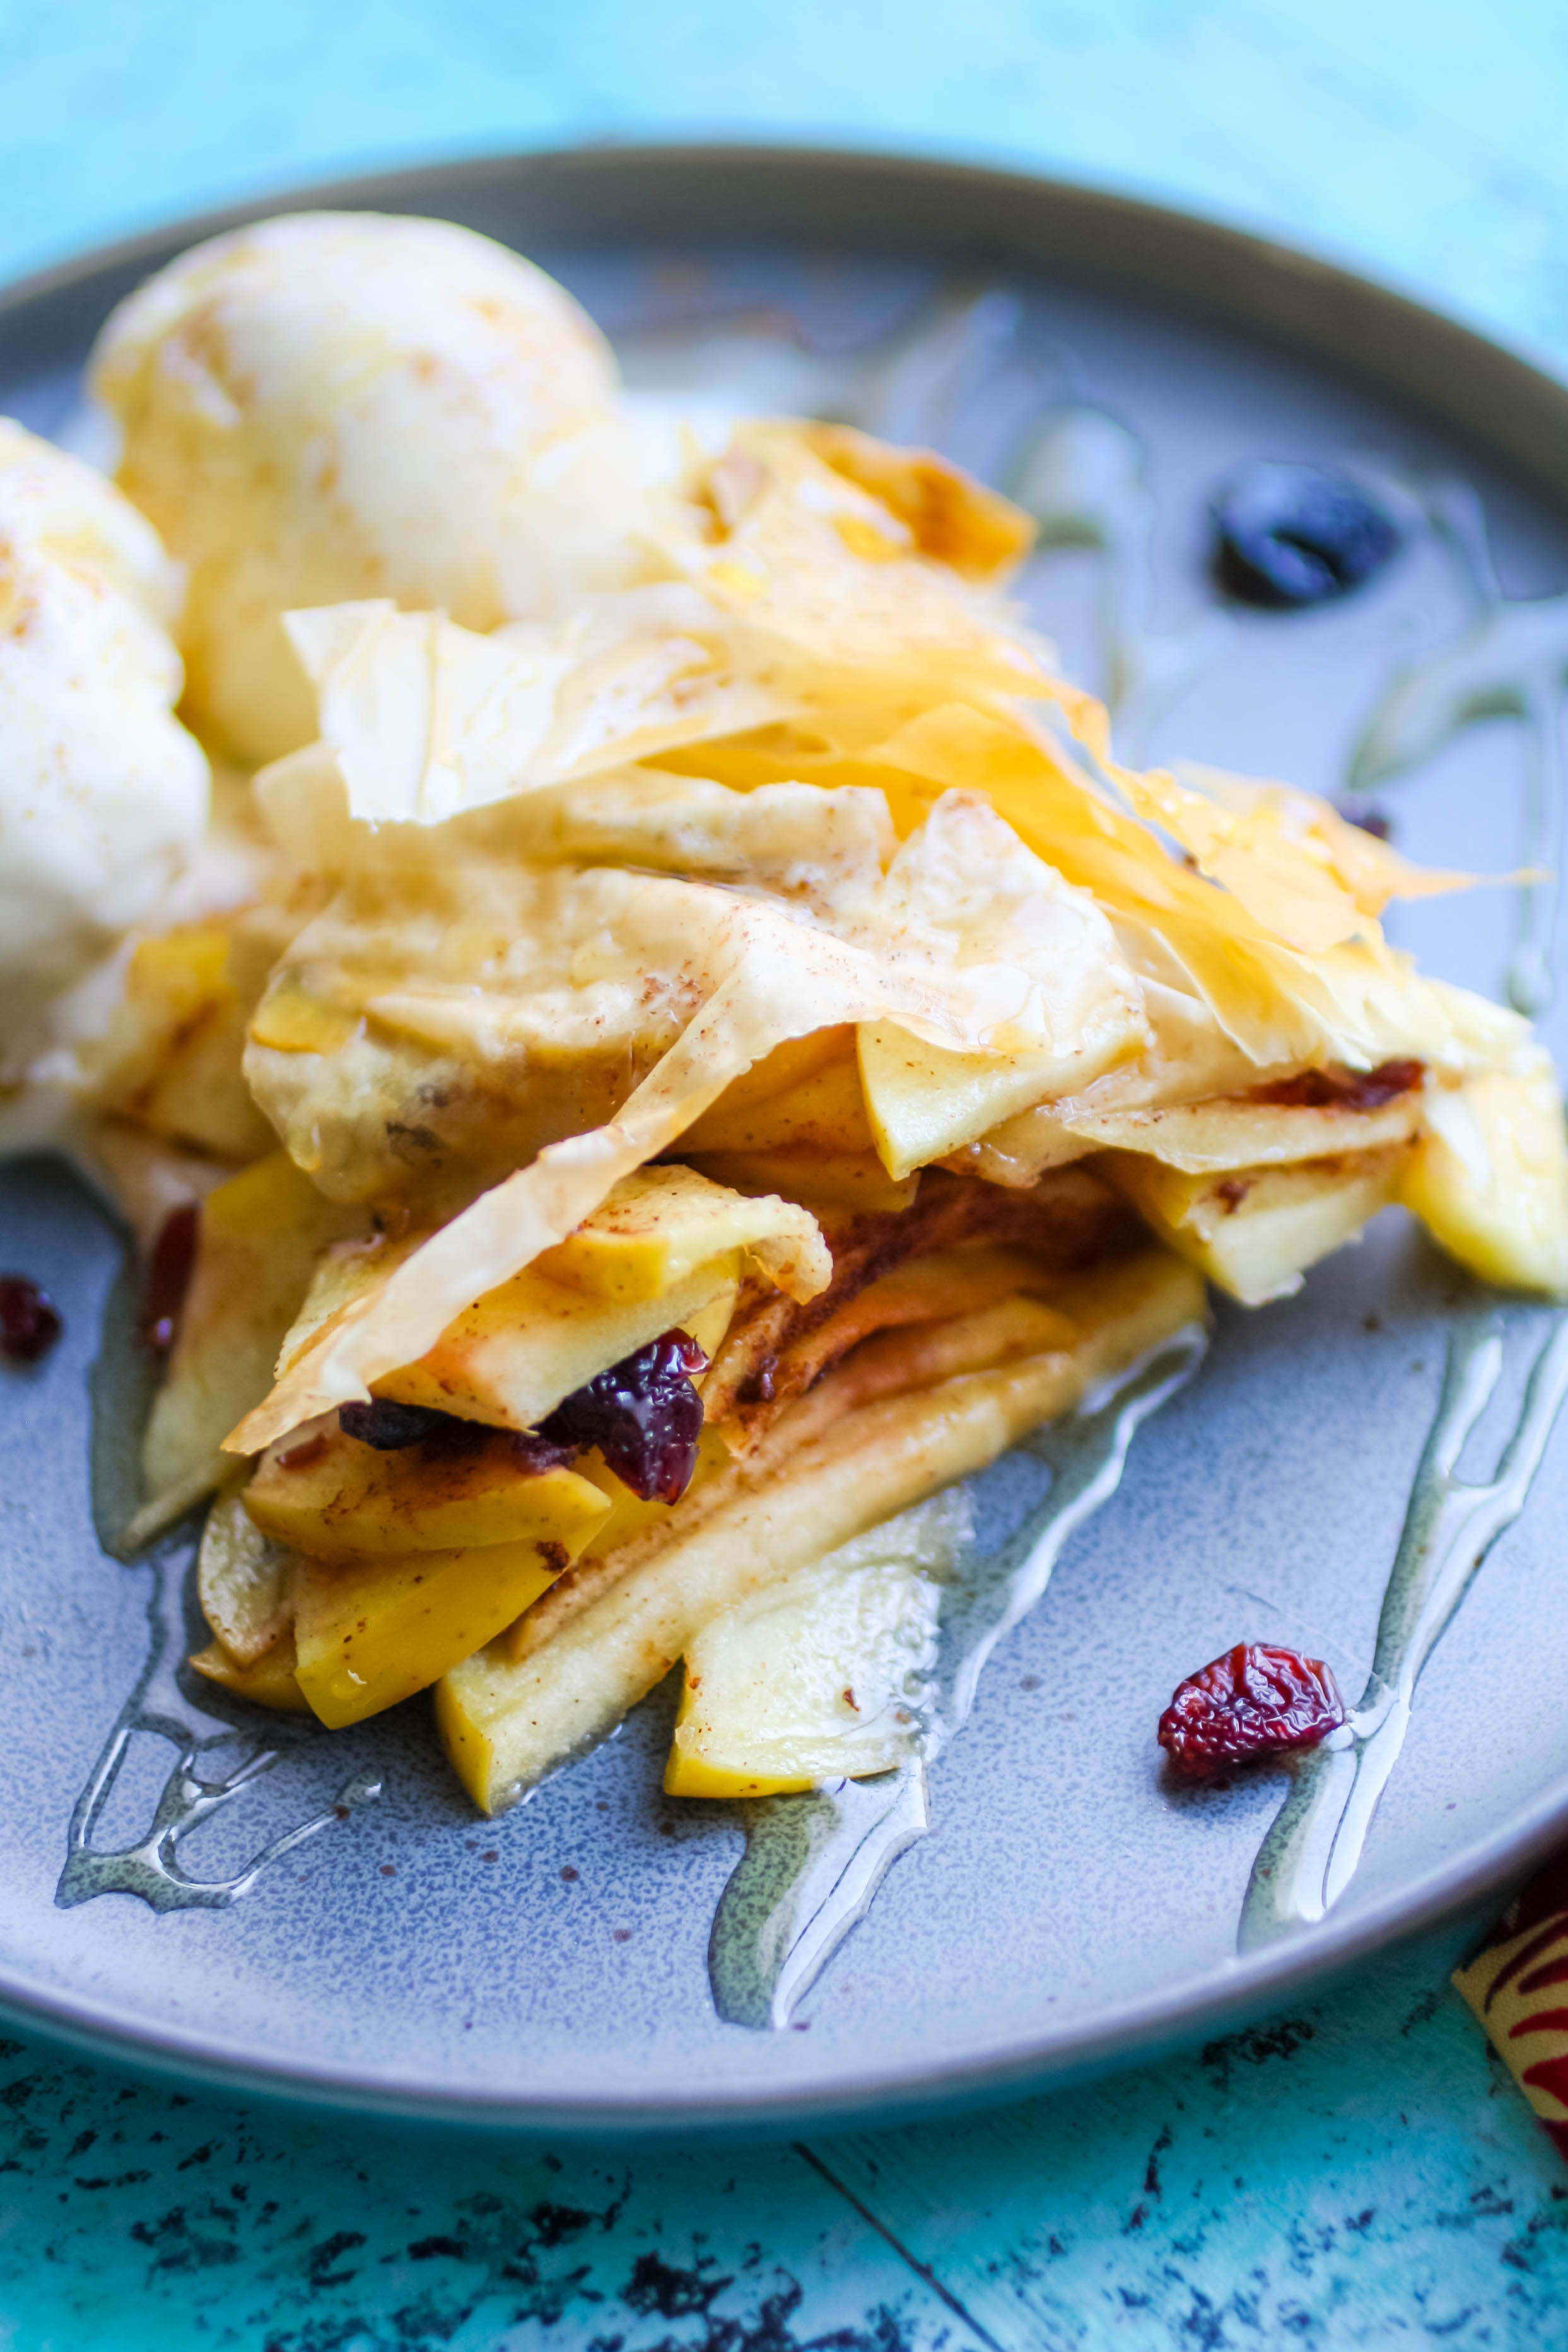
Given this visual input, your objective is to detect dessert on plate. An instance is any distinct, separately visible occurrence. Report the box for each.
[3,211,1565,1819]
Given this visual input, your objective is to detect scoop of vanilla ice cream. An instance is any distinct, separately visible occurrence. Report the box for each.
[0,419,209,1062]
[90,212,646,766]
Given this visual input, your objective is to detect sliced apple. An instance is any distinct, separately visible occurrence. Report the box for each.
[245,1424,612,1565]
[197,1478,296,1662]
[1066,1088,1424,1173]
[564,1424,736,1588]
[293,1538,568,1729]
[1401,1064,1568,1296]
[679,1026,855,1136]
[190,1628,312,1713]
[664,1494,968,1796]
[859,1024,1133,1181]
[91,924,277,1162]
[535,1162,827,1304]
[1103,1145,1405,1305]
[270,1163,824,1436]
[681,1044,874,1158]
[375,1256,742,1429]
[682,1147,919,1215]
[144,1150,370,1498]
[679,1046,921,1210]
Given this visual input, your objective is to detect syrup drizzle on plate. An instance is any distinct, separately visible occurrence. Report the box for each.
[1007,404,1232,759]
[56,1245,382,1915]
[55,1524,380,1915]
[1352,474,1568,1016]
[710,1325,1207,2028]
[1239,1308,1568,1951]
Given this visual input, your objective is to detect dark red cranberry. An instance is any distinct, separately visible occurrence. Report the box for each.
[539,1329,709,1504]
[337,1396,565,1469]
[339,1397,469,1451]
[0,1274,62,1364]
[1212,464,1398,607]
[1158,1643,1346,1779]
[137,1201,200,1354]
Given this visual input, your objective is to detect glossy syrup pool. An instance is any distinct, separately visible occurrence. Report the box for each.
[6,225,1568,2116]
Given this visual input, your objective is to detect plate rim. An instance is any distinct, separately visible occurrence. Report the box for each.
[1,1775,1559,2139]
[8,137,1568,501]
[4,136,1567,2138]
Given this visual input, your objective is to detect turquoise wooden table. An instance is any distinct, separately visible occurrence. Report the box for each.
[6,3,1568,2343]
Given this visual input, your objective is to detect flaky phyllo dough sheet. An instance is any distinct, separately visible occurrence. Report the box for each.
[4,211,1565,1810]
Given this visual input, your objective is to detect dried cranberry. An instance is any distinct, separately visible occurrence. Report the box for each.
[137,1201,200,1354]
[1212,464,1398,607]
[337,1396,565,1469]
[338,1330,710,1499]
[339,1398,469,1451]
[539,1329,709,1504]
[0,1274,62,1364]
[1158,1642,1346,1779]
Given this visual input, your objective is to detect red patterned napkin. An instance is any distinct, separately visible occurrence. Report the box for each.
[1453,1853,1568,2156]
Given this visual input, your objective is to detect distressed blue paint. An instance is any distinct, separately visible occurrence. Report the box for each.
[4,2,1568,2343]
[1,1928,1565,2346]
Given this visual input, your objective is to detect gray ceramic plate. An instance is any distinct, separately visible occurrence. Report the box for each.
[6,146,1568,2136]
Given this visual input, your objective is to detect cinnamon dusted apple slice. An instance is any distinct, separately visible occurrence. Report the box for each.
[681,1042,919,1212]
[1101,1146,1408,1306]
[682,1148,919,1216]
[244,1420,612,1565]
[536,1162,828,1304]
[1063,1070,1428,1171]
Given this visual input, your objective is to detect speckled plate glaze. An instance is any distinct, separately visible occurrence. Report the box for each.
[6,146,1568,2136]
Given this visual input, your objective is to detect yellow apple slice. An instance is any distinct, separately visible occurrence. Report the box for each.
[190,1628,312,1713]
[373,1257,742,1429]
[267,1164,826,1439]
[292,1538,568,1729]
[91,924,276,1162]
[664,1492,970,1797]
[1401,1063,1568,1296]
[680,1045,874,1157]
[197,1478,296,1662]
[681,1045,920,1210]
[1102,1146,1405,1306]
[245,1425,612,1565]
[682,1148,920,1215]
[1065,1087,1425,1173]
[858,1026,1130,1181]
[144,1150,370,1500]
[536,1162,826,1304]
